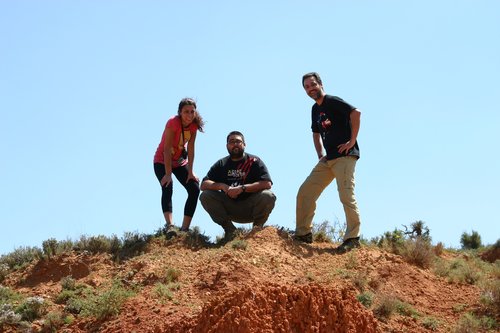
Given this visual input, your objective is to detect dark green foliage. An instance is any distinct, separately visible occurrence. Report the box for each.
[460,230,482,250]
[42,238,58,259]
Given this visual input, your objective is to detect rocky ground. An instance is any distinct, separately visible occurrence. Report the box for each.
[1,227,497,332]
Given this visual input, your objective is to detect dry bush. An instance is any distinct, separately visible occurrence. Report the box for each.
[433,242,444,256]
[400,237,435,269]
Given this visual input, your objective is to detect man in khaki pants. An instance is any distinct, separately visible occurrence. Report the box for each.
[295,72,362,253]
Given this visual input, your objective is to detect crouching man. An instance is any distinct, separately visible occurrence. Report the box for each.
[200,131,276,240]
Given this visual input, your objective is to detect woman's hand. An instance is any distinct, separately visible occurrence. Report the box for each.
[186,170,199,184]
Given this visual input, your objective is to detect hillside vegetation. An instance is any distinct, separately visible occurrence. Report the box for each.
[0,224,498,332]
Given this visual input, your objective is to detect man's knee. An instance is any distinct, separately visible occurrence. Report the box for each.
[200,190,218,209]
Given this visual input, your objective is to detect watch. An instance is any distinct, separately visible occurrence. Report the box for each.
[241,185,247,192]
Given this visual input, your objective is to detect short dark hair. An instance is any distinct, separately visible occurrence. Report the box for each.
[227,131,245,143]
[302,72,322,87]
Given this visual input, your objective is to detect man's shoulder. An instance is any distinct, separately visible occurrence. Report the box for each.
[322,95,355,110]
[214,155,231,165]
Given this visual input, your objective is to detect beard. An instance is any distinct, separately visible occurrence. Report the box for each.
[309,89,322,100]
[228,147,244,159]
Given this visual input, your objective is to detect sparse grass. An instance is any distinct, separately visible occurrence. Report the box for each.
[153,282,181,303]
[421,316,440,331]
[395,300,420,318]
[434,242,444,256]
[480,277,500,316]
[452,313,481,333]
[452,303,468,313]
[434,257,484,285]
[231,239,248,250]
[79,281,135,320]
[165,268,182,283]
[352,271,368,291]
[373,295,398,320]
[452,312,498,332]
[357,291,374,308]
[0,285,23,304]
[345,251,359,269]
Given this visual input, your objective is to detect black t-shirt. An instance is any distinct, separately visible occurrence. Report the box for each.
[311,94,360,160]
[203,153,272,200]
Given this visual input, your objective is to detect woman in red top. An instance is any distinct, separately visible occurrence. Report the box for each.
[154,98,205,232]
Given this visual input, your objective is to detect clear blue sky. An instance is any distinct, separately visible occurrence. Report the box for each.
[1,1,499,255]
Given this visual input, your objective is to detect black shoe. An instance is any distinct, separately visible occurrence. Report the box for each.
[222,226,238,242]
[334,237,360,254]
[293,232,313,244]
[164,225,178,239]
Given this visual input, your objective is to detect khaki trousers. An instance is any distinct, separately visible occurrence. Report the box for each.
[296,156,361,240]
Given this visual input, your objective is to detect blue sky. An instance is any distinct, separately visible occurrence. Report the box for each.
[1,1,499,255]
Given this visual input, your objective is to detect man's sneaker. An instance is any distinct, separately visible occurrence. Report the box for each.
[334,237,360,254]
[293,232,313,244]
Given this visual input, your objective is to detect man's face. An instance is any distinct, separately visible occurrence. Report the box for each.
[226,135,245,159]
[303,77,324,101]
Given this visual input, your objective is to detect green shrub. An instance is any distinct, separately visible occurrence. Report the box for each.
[16,296,46,322]
[0,246,43,270]
[80,281,134,320]
[60,276,77,291]
[42,311,66,332]
[55,290,77,304]
[42,238,59,259]
[357,292,374,308]
[421,316,440,331]
[452,313,481,333]
[460,230,482,250]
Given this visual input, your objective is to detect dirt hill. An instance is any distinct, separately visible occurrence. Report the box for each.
[1,227,496,332]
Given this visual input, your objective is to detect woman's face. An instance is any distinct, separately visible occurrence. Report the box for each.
[179,105,196,126]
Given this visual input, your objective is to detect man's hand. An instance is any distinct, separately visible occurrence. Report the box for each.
[337,141,354,155]
[226,186,242,199]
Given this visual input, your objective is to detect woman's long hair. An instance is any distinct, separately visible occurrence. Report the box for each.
[177,98,205,132]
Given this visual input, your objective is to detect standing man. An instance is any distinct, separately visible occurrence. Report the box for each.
[200,131,276,240]
[295,72,362,253]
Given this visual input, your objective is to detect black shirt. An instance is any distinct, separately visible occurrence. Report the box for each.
[311,94,360,160]
[203,153,272,200]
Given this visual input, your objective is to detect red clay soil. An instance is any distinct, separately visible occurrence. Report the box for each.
[1,226,491,333]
